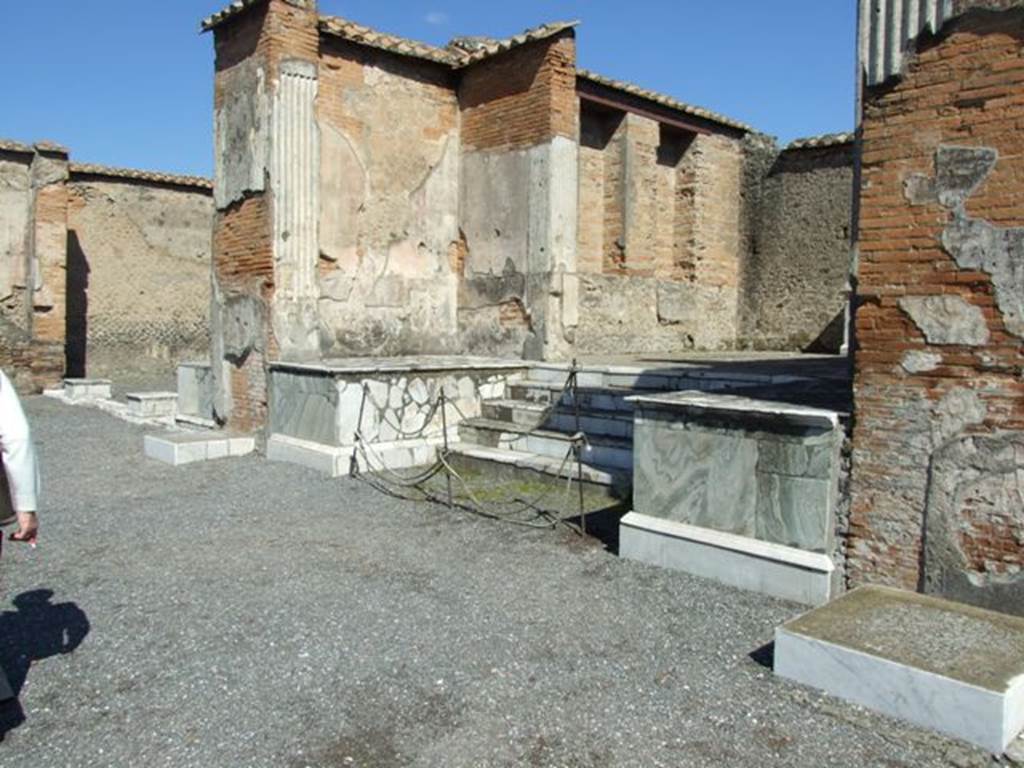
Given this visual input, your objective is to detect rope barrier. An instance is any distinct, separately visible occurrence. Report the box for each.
[350,365,591,534]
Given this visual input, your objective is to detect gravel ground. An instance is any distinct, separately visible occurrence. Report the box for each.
[0,397,1003,767]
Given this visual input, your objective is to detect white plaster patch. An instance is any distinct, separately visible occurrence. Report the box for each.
[902,350,942,374]
[899,295,989,346]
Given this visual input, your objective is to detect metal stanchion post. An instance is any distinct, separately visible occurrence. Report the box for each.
[572,359,586,536]
[440,389,453,510]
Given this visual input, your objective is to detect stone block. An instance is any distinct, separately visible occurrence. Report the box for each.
[64,378,111,401]
[126,392,177,420]
[619,512,835,605]
[144,432,253,466]
[775,586,1024,753]
[755,473,832,552]
[177,363,214,419]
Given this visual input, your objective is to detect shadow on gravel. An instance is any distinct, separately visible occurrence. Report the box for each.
[0,589,90,741]
[749,641,775,670]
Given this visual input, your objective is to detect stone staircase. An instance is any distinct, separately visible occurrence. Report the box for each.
[447,360,850,496]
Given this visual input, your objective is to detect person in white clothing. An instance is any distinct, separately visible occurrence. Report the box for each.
[0,370,38,544]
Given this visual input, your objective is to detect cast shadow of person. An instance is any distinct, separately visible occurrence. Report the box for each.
[0,589,89,741]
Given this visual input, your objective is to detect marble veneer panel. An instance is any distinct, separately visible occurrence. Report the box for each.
[631,392,842,553]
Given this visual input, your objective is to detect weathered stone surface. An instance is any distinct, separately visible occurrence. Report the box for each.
[633,398,841,554]
[901,350,942,374]
[213,59,268,210]
[899,295,989,345]
[934,145,998,208]
[925,434,1024,614]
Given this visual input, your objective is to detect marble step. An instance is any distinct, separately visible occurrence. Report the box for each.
[480,398,633,439]
[457,417,633,471]
[446,443,630,493]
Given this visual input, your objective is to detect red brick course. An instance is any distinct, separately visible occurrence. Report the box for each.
[850,9,1024,588]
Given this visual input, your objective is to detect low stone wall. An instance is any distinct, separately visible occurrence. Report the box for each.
[266,357,528,476]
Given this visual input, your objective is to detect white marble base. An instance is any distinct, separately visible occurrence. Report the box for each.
[144,432,255,466]
[619,512,835,605]
[266,433,441,477]
[63,378,112,401]
[126,392,177,419]
[775,587,1024,754]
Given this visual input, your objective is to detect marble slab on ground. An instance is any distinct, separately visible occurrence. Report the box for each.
[144,432,255,466]
[775,585,1024,753]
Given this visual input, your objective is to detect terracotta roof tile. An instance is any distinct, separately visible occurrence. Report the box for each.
[201,0,263,32]
[70,163,213,191]
[0,139,33,154]
[318,15,458,65]
[785,132,855,150]
[450,21,579,67]
[318,17,578,68]
[577,70,751,133]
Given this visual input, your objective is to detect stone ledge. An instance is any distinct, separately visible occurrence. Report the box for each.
[619,512,836,605]
[126,392,177,420]
[266,433,441,477]
[270,356,530,376]
[627,390,840,429]
[775,586,1024,753]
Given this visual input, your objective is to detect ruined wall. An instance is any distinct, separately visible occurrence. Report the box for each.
[574,111,746,355]
[210,0,320,431]
[318,39,460,357]
[0,143,67,391]
[458,33,579,360]
[0,147,32,334]
[850,5,1024,613]
[66,171,213,376]
[741,140,854,352]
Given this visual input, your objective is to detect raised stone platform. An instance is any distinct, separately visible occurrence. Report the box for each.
[619,391,843,603]
[267,356,528,476]
[144,432,255,466]
[775,586,1024,753]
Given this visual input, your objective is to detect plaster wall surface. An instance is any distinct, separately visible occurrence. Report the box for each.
[318,40,461,357]
[66,177,213,374]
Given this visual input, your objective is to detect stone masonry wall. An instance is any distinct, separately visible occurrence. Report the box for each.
[741,141,854,352]
[66,173,213,377]
[317,38,461,357]
[850,5,1024,613]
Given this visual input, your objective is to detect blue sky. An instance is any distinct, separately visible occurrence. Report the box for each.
[0,1,856,177]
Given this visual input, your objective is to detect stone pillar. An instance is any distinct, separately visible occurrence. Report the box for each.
[28,142,69,388]
[208,0,320,431]
[849,1,1024,613]
[457,30,579,361]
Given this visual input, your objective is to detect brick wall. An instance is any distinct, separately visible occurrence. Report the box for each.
[459,33,576,152]
[850,6,1024,611]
